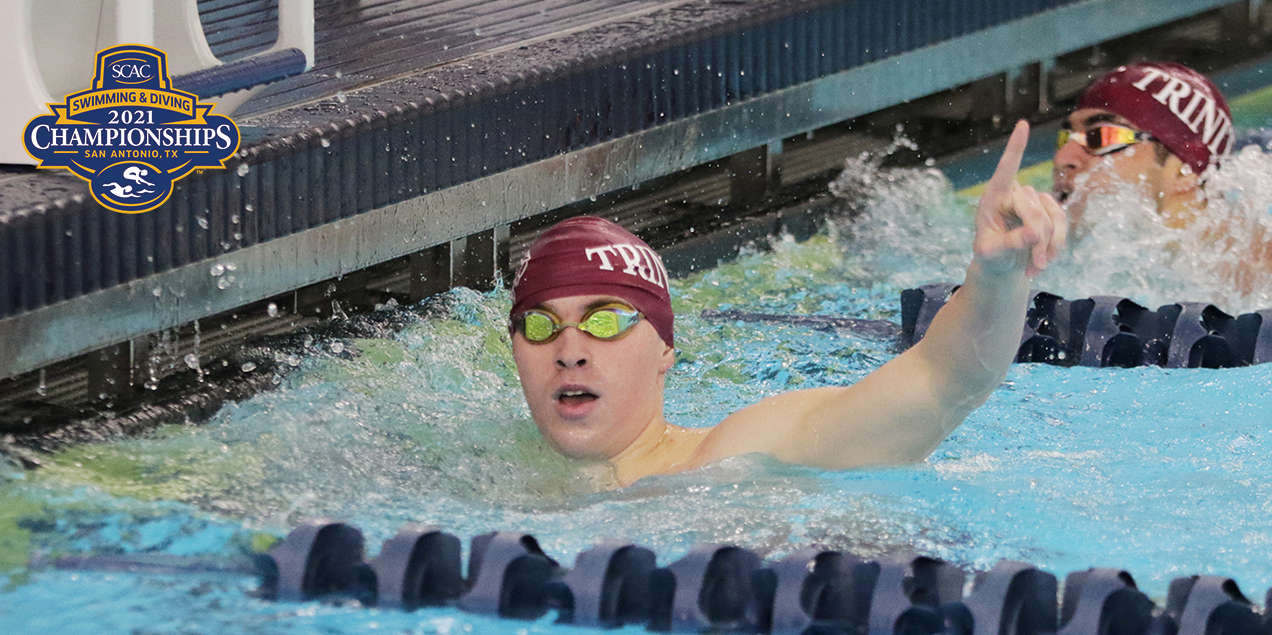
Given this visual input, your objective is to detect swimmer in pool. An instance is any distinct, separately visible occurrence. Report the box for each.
[1052,63,1234,229]
[1052,62,1272,294]
[510,120,1064,487]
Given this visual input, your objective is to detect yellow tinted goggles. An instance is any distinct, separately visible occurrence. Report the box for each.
[515,304,643,343]
[1057,125,1152,156]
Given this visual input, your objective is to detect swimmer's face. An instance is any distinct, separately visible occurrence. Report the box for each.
[511,294,675,461]
[1053,108,1171,228]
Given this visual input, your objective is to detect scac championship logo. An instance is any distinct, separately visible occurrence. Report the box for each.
[23,45,240,214]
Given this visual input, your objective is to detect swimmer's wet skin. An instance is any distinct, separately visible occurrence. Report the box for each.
[508,120,1067,487]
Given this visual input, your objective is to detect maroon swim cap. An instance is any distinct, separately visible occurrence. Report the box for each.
[1078,62,1235,174]
[510,217,674,347]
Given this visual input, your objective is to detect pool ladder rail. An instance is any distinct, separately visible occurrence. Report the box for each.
[241,517,1272,635]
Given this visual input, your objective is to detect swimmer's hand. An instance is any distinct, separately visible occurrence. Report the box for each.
[973,120,1067,279]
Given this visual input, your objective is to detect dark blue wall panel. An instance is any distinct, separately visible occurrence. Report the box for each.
[2,0,1091,321]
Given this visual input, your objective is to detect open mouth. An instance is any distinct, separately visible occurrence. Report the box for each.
[556,388,599,407]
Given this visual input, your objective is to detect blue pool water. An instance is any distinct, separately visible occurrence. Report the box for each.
[4,137,1272,632]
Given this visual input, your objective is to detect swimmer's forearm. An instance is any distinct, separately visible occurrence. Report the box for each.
[742,123,1054,469]
[913,258,1030,409]
[714,260,1031,471]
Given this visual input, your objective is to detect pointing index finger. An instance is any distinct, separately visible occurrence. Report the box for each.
[984,120,1031,200]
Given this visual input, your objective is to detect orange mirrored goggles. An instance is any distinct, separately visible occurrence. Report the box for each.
[1057,125,1152,156]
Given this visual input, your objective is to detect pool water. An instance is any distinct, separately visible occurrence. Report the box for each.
[4,133,1272,633]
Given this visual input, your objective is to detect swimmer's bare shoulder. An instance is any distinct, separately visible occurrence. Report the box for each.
[685,386,863,470]
[682,365,948,473]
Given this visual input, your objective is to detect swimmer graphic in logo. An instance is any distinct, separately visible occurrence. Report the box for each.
[93,162,171,213]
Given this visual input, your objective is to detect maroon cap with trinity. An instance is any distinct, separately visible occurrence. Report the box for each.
[1078,62,1234,174]
[510,217,674,346]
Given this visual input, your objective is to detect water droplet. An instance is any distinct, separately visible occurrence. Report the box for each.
[197,217,209,230]
[225,263,238,272]
[321,138,331,148]
[210,263,225,276]
[330,342,345,354]
[217,277,232,289]
[231,214,240,224]
[184,353,200,369]
[233,232,243,241]
[240,361,257,373]
[287,354,301,367]
[152,287,162,297]
[267,303,279,317]
[236,163,250,177]
[335,91,347,103]
[244,203,254,212]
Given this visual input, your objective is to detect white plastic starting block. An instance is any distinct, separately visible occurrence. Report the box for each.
[1,0,313,165]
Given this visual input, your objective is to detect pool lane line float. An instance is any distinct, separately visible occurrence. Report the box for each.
[902,284,1272,369]
[703,286,1272,369]
[44,517,1272,635]
[251,519,1271,634]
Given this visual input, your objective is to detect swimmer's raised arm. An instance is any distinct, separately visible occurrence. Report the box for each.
[691,120,1067,470]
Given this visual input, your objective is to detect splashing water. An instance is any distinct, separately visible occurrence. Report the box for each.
[1037,143,1272,313]
[828,139,1272,314]
[830,150,972,287]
